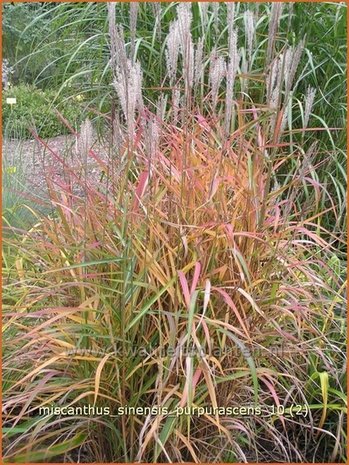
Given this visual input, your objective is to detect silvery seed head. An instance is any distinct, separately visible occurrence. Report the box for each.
[209,49,226,109]
[156,94,167,124]
[130,3,139,61]
[266,54,283,132]
[166,20,180,83]
[79,118,93,159]
[226,2,235,25]
[107,3,117,75]
[283,38,305,101]
[244,10,255,64]
[266,3,283,67]
[224,27,239,136]
[177,3,192,39]
[280,106,289,133]
[194,37,204,86]
[146,114,160,161]
[304,86,316,129]
[176,3,194,100]
[212,3,220,35]
[200,3,209,28]
[267,54,282,109]
[113,59,143,139]
[107,4,127,80]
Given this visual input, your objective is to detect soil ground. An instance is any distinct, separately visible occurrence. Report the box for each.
[3,134,109,203]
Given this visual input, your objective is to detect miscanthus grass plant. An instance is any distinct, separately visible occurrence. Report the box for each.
[2,2,346,463]
[10,1,346,235]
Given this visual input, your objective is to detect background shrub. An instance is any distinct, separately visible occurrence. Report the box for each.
[2,84,86,139]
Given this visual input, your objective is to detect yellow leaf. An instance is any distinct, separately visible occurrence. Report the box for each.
[318,371,329,430]
[15,258,24,280]
[94,353,112,405]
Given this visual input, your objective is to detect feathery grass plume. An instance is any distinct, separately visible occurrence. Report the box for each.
[107,2,118,77]
[226,2,235,26]
[226,1,236,64]
[244,10,255,66]
[301,140,318,177]
[79,118,93,158]
[151,2,161,17]
[224,27,239,136]
[177,3,192,49]
[144,110,161,162]
[209,48,226,110]
[304,86,316,130]
[166,16,182,122]
[280,103,289,133]
[240,46,248,94]
[212,2,220,35]
[79,118,93,272]
[266,54,283,131]
[194,36,204,86]
[199,2,209,30]
[165,19,180,83]
[266,2,283,68]
[156,94,167,124]
[177,3,194,101]
[114,59,143,138]
[283,38,305,100]
[130,2,139,62]
[266,55,282,108]
[112,111,124,154]
[107,5,128,80]
[145,114,159,165]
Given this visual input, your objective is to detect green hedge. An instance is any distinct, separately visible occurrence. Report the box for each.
[2,84,85,139]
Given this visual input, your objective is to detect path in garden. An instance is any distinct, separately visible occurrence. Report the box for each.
[3,134,109,203]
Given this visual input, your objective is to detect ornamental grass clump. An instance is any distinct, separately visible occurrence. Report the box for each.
[2,2,346,463]
[3,103,346,462]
